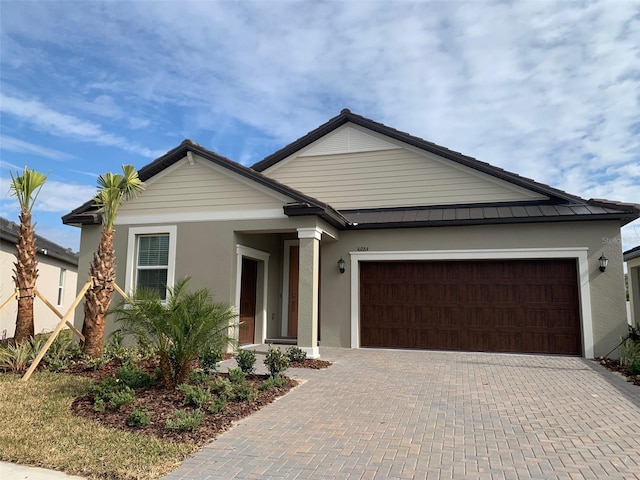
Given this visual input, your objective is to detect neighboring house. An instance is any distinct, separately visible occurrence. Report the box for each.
[0,217,79,339]
[624,245,640,328]
[63,109,640,358]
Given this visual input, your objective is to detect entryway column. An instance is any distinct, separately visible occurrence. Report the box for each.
[296,227,321,358]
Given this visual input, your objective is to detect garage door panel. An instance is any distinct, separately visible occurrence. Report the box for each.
[360,259,581,355]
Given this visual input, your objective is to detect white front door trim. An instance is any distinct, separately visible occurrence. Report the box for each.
[350,247,593,358]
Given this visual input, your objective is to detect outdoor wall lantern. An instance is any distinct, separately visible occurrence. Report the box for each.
[598,253,609,272]
[338,257,346,274]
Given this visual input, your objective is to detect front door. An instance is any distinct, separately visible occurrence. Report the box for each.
[288,245,299,336]
[239,258,258,345]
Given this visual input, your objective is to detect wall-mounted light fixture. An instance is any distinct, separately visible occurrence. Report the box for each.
[338,257,345,274]
[598,253,608,272]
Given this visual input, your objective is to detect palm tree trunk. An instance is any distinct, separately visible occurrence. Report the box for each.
[13,210,38,343]
[82,229,115,358]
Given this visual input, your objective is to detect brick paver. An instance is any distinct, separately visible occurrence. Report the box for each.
[164,348,640,479]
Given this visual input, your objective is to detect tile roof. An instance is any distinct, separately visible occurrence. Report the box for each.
[0,217,78,266]
[624,245,640,262]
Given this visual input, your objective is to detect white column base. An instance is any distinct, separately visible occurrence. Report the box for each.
[300,346,320,359]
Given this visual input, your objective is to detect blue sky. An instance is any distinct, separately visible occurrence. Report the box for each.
[1,0,639,253]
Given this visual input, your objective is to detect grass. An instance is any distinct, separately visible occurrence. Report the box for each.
[0,372,197,480]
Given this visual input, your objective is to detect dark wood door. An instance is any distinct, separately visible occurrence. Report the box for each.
[288,245,299,336]
[239,258,258,345]
[360,259,581,355]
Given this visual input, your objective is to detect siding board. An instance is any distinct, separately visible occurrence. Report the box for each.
[119,155,289,216]
[267,148,548,209]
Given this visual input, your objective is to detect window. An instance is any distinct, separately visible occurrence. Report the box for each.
[126,226,177,301]
[57,268,66,305]
[136,234,169,299]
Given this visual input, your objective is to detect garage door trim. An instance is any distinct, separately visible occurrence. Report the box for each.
[349,248,593,357]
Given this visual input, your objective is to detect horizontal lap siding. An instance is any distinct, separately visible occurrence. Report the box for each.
[268,149,547,209]
[360,260,581,355]
[119,156,286,215]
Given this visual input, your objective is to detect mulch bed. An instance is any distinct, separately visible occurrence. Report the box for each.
[66,356,331,445]
[596,357,640,387]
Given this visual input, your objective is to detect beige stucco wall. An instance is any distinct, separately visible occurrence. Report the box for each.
[318,220,628,358]
[627,255,640,328]
[73,217,628,358]
[1,242,78,339]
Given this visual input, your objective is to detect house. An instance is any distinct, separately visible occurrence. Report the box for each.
[63,110,640,358]
[624,245,640,328]
[0,217,79,339]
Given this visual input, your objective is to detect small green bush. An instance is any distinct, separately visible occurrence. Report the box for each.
[165,409,204,431]
[199,346,223,374]
[189,369,210,385]
[230,383,256,403]
[107,387,135,410]
[92,377,135,411]
[264,347,289,377]
[83,355,109,371]
[208,396,227,414]
[235,349,256,374]
[286,346,307,363]
[619,338,640,372]
[127,408,151,428]
[176,384,211,408]
[0,342,34,373]
[259,374,286,391]
[104,331,136,363]
[210,377,232,399]
[227,367,247,385]
[116,363,153,389]
[44,330,81,372]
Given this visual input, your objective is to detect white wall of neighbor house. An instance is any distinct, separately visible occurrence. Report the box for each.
[318,220,628,358]
[0,242,78,339]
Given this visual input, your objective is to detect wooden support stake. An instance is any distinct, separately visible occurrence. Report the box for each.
[111,282,133,304]
[0,290,18,315]
[34,288,84,342]
[21,279,93,382]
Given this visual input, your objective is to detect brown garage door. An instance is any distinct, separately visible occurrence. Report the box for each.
[360,259,581,355]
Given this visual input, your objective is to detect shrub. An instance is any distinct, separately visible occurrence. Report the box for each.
[264,347,289,377]
[165,409,204,431]
[199,346,222,374]
[260,374,286,391]
[116,363,153,389]
[235,349,256,374]
[127,408,151,428]
[210,377,232,399]
[208,396,227,414]
[230,383,256,403]
[44,330,81,372]
[113,278,237,388]
[189,369,210,386]
[176,384,211,408]
[104,331,136,363]
[227,367,247,385]
[619,337,640,374]
[0,341,34,373]
[83,355,109,371]
[286,346,307,363]
[92,377,135,411]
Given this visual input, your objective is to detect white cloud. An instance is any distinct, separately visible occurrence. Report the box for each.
[0,93,164,159]
[0,135,75,161]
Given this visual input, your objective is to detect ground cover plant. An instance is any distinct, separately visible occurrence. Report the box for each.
[598,325,640,386]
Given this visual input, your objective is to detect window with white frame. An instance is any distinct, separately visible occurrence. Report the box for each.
[126,226,177,301]
[136,234,169,299]
[57,268,66,305]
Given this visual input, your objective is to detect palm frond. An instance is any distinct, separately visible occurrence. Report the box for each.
[9,167,47,212]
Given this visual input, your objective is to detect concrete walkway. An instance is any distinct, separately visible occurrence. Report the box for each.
[164,347,640,480]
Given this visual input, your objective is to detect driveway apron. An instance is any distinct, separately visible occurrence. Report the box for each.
[164,348,640,479]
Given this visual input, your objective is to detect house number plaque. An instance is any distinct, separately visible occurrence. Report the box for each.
[357,246,369,251]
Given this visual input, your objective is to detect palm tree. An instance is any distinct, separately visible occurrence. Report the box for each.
[82,165,144,358]
[9,167,47,344]
[113,278,237,388]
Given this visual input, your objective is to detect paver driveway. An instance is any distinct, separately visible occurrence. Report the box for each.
[164,347,640,479]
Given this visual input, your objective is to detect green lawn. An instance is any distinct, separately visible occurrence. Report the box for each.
[0,372,197,480]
